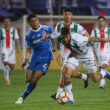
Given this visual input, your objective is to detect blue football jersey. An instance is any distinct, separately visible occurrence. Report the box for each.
[26,25,53,62]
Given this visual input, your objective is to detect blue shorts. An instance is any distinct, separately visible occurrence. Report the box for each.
[27,59,51,75]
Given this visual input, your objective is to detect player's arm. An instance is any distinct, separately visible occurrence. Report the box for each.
[105,36,110,42]
[15,29,20,53]
[21,47,31,68]
[88,37,106,42]
[16,39,20,53]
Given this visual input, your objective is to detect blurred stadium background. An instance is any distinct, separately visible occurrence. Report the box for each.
[0,0,110,70]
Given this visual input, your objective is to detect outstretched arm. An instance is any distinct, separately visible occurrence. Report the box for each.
[89,37,106,42]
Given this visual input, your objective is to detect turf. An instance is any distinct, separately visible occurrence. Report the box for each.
[0,70,110,110]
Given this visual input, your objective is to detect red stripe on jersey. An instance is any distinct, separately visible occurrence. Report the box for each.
[6,30,10,48]
[65,45,78,54]
[67,25,70,30]
[100,30,105,51]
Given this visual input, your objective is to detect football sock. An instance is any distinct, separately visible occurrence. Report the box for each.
[56,84,64,98]
[21,83,36,99]
[80,74,87,80]
[64,81,74,102]
[56,84,64,94]
[100,68,106,78]
[100,78,106,87]
[3,65,10,81]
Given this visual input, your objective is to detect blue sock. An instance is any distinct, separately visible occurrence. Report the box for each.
[21,83,36,99]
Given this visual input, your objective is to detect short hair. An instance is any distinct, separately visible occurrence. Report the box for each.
[61,27,70,36]
[63,8,72,13]
[27,14,37,22]
[98,16,105,20]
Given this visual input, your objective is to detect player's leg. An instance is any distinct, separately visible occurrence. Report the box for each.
[8,51,16,74]
[51,57,88,100]
[21,70,43,99]
[64,65,75,104]
[98,54,109,88]
[1,52,10,85]
[3,62,10,85]
[16,60,50,104]
[71,70,88,88]
[16,70,34,104]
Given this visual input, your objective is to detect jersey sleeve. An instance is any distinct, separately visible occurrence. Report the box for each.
[15,29,19,39]
[77,24,87,35]
[46,26,53,34]
[51,23,60,39]
[26,34,32,48]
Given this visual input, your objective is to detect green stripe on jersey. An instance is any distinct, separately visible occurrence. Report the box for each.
[108,29,110,35]
[94,29,98,49]
[57,23,62,33]
[0,29,3,47]
[74,24,78,33]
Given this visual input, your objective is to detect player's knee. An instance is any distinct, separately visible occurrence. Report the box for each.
[90,76,98,83]
[64,72,71,79]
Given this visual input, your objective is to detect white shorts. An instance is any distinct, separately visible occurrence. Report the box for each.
[66,47,97,73]
[1,50,16,64]
[96,53,109,67]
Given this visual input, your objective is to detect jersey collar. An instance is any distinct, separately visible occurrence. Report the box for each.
[31,25,42,32]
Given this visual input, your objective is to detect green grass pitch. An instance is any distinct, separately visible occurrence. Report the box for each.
[0,70,110,110]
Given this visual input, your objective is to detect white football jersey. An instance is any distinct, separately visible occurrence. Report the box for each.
[67,33,89,55]
[0,27,19,53]
[91,27,110,54]
[51,21,87,63]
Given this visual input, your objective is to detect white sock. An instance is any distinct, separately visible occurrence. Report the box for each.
[56,84,64,99]
[81,74,87,80]
[100,78,106,87]
[100,68,106,78]
[65,83,74,102]
[56,86,64,94]
[3,65,10,81]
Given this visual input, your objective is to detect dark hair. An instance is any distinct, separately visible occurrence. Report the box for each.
[27,14,37,22]
[98,16,105,20]
[61,27,70,36]
[63,8,72,13]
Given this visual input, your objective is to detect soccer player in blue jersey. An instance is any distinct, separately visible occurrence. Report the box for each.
[16,15,53,104]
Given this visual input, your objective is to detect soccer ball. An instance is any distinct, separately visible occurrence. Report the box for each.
[57,91,69,104]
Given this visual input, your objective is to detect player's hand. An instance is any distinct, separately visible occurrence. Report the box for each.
[105,36,110,42]
[40,33,51,41]
[52,47,57,52]
[21,61,27,69]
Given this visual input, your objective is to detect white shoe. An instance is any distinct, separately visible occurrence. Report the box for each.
[16,97,24,104]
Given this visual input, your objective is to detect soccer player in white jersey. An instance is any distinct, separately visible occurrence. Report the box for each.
[60,27,110,103]
[51,8,90,101]
[91,16,110,88]
[0,17,20,85]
